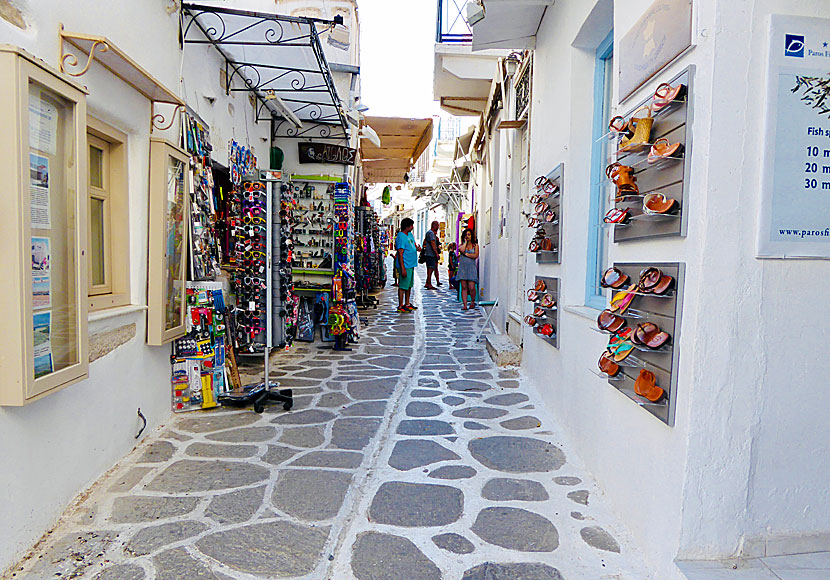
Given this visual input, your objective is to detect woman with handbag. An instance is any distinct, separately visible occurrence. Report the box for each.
[457,228,479,310]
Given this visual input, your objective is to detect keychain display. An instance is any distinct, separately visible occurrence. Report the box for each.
[171,285,228,412]
[182,111,221,280]
[229,140,257,186]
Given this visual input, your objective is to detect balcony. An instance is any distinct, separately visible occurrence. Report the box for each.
[436,0,473,44]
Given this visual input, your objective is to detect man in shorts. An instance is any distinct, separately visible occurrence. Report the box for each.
[395,217,419,312]
[423,220,441,290]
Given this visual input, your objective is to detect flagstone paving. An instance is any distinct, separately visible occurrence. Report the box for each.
[6,270,654,580]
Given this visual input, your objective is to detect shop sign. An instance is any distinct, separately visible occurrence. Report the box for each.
[619,0,693,103]
[298,143,356,166]
[758,15,830,259]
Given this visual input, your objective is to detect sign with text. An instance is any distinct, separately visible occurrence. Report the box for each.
[298,143,356,166]
[758,15,830,258]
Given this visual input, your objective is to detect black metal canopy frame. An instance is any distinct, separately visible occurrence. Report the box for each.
[181,3,349,141]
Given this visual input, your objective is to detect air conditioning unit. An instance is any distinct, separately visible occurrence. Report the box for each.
[466,1,486,26]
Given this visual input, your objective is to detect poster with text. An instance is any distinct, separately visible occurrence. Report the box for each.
[758,15,830,258]
[28,86,58,155]
[33,310,53,378]
[32,236,51,309]
[29,152,51,229]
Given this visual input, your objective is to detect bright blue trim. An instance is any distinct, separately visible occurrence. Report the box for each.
[585,30,614,310]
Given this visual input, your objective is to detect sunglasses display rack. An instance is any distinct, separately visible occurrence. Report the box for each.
[525,276,559,348]
[181,110,222,280]
[230,179,271,356]
[529,164,563,264]
[605,66,694,242]
[596,262,685,426]
[279,182,299,346]
[171,284,230,412]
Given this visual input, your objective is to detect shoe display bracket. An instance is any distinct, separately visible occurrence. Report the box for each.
[530,276,559,349]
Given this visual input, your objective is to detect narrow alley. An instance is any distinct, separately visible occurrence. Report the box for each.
[7,273,652,580]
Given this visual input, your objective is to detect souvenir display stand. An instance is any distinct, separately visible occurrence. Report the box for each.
[605,66,694,242]
[354,205,383,308]
[530,164,563,264]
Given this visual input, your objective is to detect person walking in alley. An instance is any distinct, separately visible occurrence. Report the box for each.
[395,217,420,312]
[423,220,441,290]
[457,228,479,310]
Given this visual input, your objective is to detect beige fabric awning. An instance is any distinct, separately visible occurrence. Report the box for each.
[361,116,434,183]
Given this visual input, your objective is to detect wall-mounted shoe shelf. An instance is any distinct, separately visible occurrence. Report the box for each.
[601,262,684,426]
[610,66,694,243]
[535,163,563,264]
[531,276,559,349]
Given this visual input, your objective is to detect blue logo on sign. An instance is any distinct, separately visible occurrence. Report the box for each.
[785,34,805,57]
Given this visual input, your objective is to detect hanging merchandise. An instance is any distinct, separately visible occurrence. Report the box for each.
[171,284,230,412]
[279,182,299,346]
[182,111,222,280]
[229,140,257,186]
[382,185,391,205]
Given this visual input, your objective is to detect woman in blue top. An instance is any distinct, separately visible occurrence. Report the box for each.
[395,217,420,312]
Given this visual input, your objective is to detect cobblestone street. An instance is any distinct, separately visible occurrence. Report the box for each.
[8,272,653,580]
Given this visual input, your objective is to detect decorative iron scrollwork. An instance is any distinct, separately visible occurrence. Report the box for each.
[60,40,110,77]
[151,104,185,132]
[515,59,532,119]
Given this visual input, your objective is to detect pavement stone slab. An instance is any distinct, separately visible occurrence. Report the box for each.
[484,393,530,406]
[388,439,461,470]
[369,481,464,527]
[138,441,176,463]
[341,401,387,416]
[125,520,208,556]
[153,547,235,580]
[469,436,566,473]
[204,426,277,443]
[351,532,441,580]
[110,496,199,524]
[185,442,258,459]
[205,486,265,524]
[428,465,477,480]
[331,417,382,450]
[145,460,270,493]
[396,419,455,436]
[176,412,261,434]
[580,525,621,553]
[93,564,146,580]
[405,401,443,417]
[471,507,559,552]
[278,426,325,448]
[261,445,299,466]
[271,409,335,425]
[271,469,352,521]
[432,532,476,554]
[500,415,543,430]
[452,406,509,419]
[289,450,363,468]
[481,477,550,501]
[410,388,442,397]
[461,562,564,580]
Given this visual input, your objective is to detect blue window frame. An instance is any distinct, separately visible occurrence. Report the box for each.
[585,30,614,309]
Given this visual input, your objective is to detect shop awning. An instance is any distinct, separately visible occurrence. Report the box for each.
[360,117,434,183]
[181,3,349,140]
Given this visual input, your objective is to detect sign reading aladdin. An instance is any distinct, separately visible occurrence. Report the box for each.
[298,143,356,166]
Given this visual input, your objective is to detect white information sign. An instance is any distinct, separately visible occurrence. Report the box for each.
[758,15,830,259]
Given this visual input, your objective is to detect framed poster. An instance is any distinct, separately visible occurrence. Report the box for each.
[758,15,830,259]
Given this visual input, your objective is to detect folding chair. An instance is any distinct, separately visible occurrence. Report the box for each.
[474,298,499,342]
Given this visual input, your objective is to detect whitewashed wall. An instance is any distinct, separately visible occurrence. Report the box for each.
[0,0,271,573]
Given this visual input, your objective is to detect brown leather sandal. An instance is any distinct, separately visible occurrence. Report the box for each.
[598,352,621,377]
[639,267,674,295]
[606,162,639,195]
[540,238,553,251]
[600,266,629,289]
[634,369,664,402]
[597,309,626,333]
[643,193,679,215]
[647,138,684,163]
[631,322,670,349]
[653,82,687,111]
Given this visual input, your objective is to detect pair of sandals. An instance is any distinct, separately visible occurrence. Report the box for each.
[534,176,559,196]
[610,105,653,152]
[606,162,639,197]
[601,355,664,404]
[604,193,680,224]
[648,138,684,164]
[604,267,674,315]
[597,310,671,349]
[529,237,554,252]
[526,288,556,309]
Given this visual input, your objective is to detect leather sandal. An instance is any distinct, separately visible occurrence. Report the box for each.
[524,315,538,326]
[634,368,664,402]
[540,238,553,252]
[639,267,674,295]
[544,208,557,222]
[606,163,639,195]
[643,193,679,215]
[598,352,621,377]
[529,239,540,252]
[604,208,630,224]
[526,289,538,301]
[653,82,687,112]
[535,201,548,214]
[540,293,555,309]
[632,322,670,349]
[538,323,555,336]
[609,115,633,138]
[533,306,546,317]
[647,138,684,163]
[534,279,547,292]
[600,266,630,289]
[618,106,653,152]
[597,309,626,333]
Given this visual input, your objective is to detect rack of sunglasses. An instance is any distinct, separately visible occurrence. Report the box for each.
[604,66,694,242]
[171,284,231,412]
[181,111,222,280]
[594,262,685,426]
[230,179,271,355]
[279,182,300,345]
[523,276,559,348]
[528,163,563,264]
